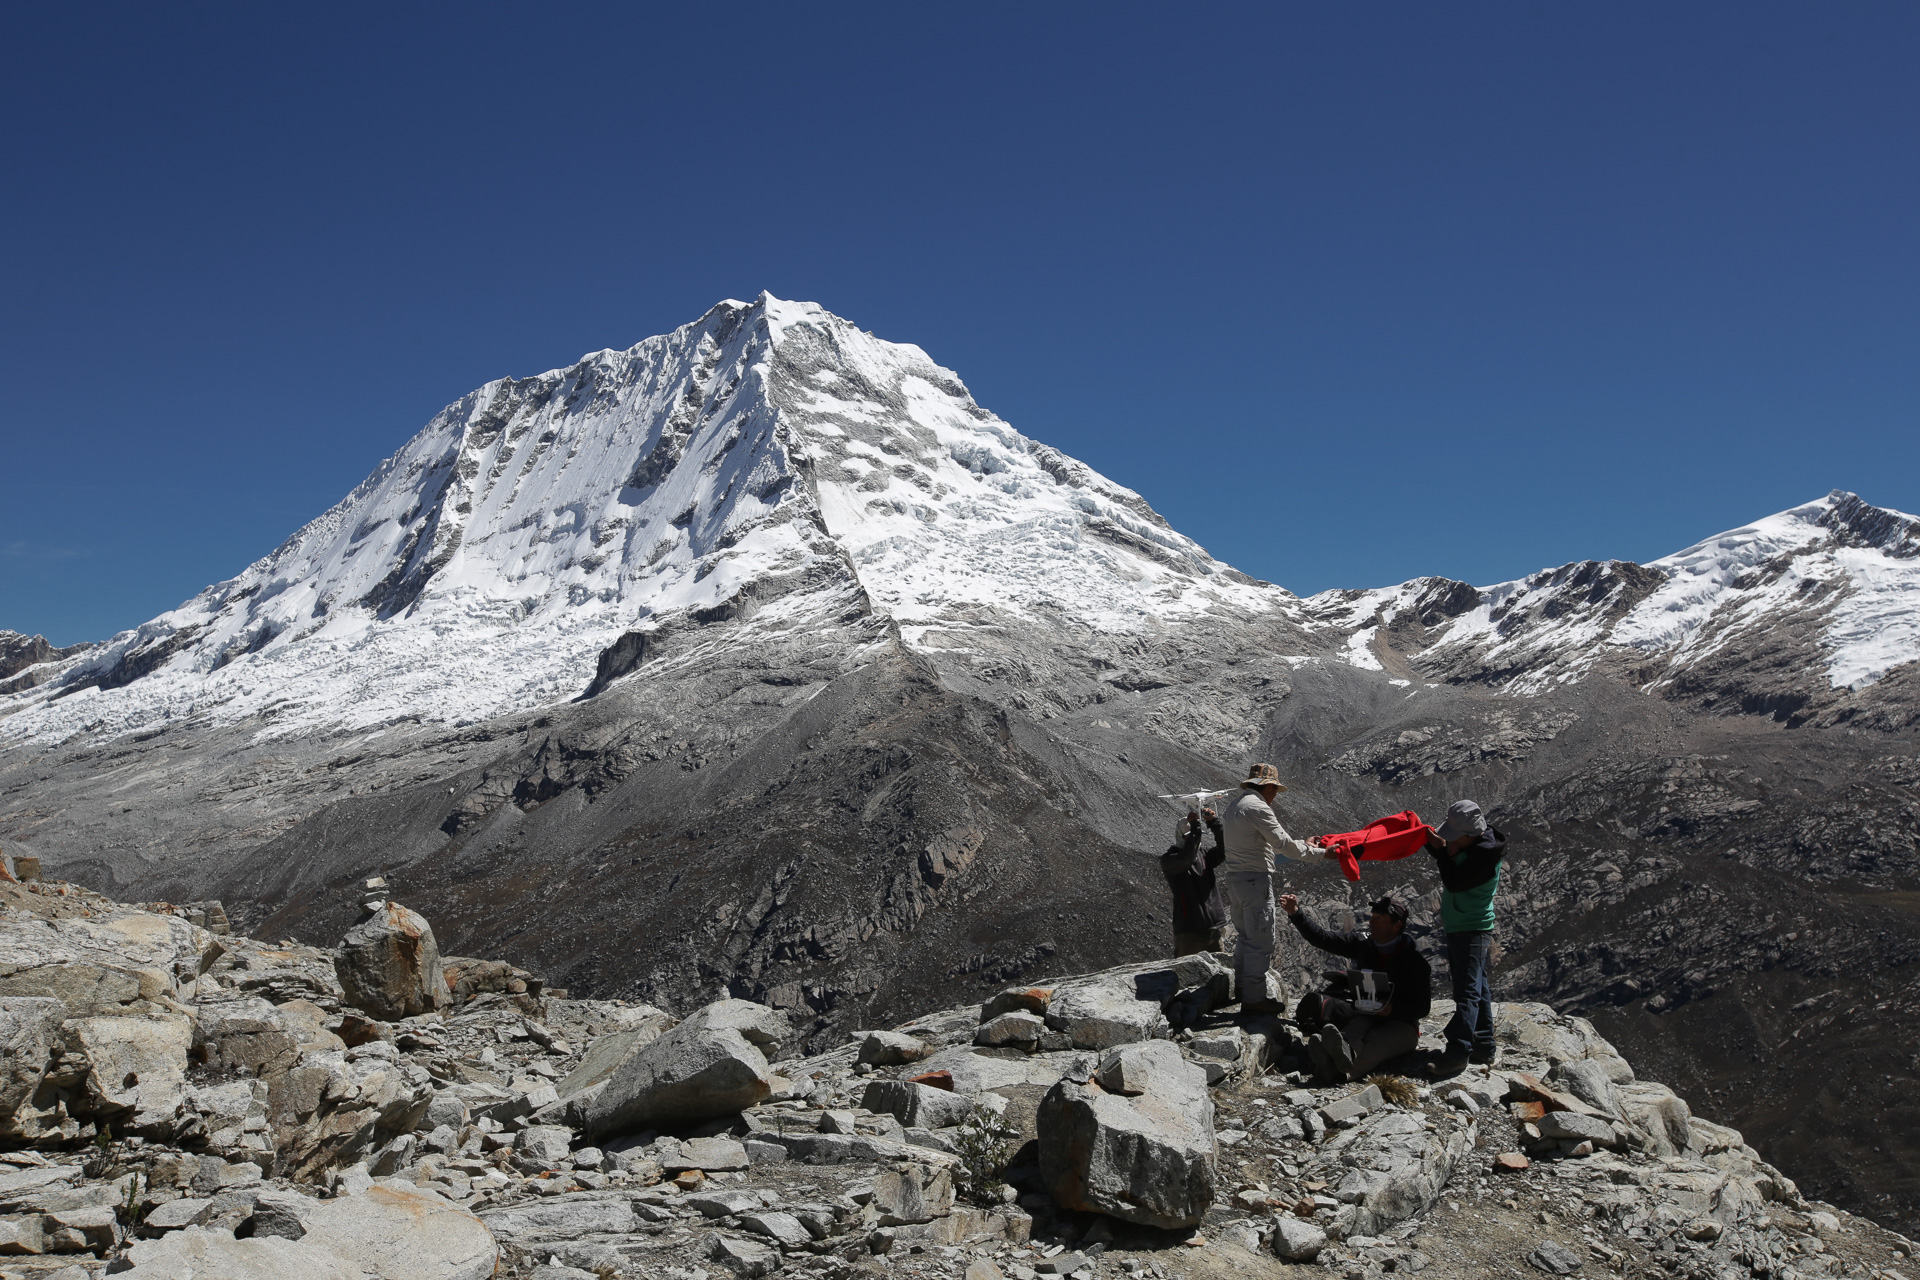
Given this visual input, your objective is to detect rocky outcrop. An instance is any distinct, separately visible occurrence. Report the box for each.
[1037,1040,1216,1229]
[335,902,447,1022]
[0,873,1910,1280]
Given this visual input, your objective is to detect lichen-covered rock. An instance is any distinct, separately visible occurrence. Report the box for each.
[334,904,447,1022]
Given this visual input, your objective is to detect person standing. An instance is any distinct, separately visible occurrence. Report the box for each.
[1425,799,1507,1075]
[1218,763,1328,1015]
[1160,806,1226,956]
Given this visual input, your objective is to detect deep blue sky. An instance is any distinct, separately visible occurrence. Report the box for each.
[5,5,1918,646]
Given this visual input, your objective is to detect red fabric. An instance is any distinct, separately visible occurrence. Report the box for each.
[1316,811,1433,883]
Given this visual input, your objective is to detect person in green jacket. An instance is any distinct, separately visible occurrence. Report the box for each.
[1425,799,1506,1075]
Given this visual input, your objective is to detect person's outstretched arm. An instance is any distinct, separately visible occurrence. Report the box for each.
[1278,893,1365,961]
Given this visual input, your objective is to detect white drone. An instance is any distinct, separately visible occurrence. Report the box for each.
[1156,787,1234,809]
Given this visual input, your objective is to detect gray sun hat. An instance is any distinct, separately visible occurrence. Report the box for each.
[1435,800,1488,843]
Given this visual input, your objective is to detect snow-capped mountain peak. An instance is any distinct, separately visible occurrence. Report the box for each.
[0,296,1283,744]
[1306,489,1920,713]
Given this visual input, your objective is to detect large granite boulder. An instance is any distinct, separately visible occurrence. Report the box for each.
[335,903,447,1022]
[63,1012,194,1137]
[301,1181,497,1280]
[1037,1040,1215,1229]
[582,999,778,1140]
[554,1007,674,1101]
[115,1226,365,1280]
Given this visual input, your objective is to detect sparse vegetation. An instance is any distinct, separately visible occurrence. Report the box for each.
[1369,1073,1419,1108]
[949,1101,1021,1204]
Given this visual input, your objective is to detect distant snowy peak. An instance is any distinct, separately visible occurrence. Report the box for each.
[0,295,1286,743]
[1308,490,1920,701]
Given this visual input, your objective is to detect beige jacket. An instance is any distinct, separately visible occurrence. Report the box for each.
[1220,787,1319,875]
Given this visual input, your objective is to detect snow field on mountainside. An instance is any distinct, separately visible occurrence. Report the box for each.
[0,296,1292,746]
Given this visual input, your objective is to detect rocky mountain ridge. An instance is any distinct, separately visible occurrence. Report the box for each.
[0,870,1910,1280]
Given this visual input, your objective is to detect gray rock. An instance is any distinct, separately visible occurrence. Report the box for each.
[1529,1239,1584,1274]
[1322,1105,1475,1238]
[0,997,63,1137]
[61,1012,194,1136]
[141,1196,214,1232]
[861,1078,974,1128]
[739,1210,812,1248]
[422,1090,469,1130]
[1537,1111,1616,1146]
[583,1007,774,1140]
[529,1267,599,1280]
[686,1189,766,1218]
[554,1014,673,1100]
[1271,1215,1327,1260]
[859,1030,934,1064]
[514,1125,574,1167]
[300,1182,496,1280]
[869,1166,953,1225]
[334,902,447,1022]
[1550,1059,1624,1119]
[742,1138,788,1164]
[973,1012,1044,1048]
[1317,1083,1383,1126]
[677,999,789,1050]
[481,1195,638,1240]
[1037,1039,1214,1229]
[248,1188,319,1240]
[660,1136,750,1172]
[1094,1040,1195,1097]
[1186,1028,1246,1062]
[0,1212,47,1253]
[981,986,1051,1021]
[116,1226,365,1280]
[1035,1250,1089,1274]
[1043,982,1167,1050]
[1619,1082,1692,1155]
[705,1231,778,1277]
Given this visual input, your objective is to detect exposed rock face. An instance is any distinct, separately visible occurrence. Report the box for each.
[0,874,1911,1279]
[334,902,447,1022]
[1037,1040,1216,1229]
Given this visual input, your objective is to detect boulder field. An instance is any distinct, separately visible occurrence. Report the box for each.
[0,876,1907,1279]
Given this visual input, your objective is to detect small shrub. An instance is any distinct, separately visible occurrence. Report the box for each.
[1368,1073,1419,1108]
[116,1170,147,1229]
[949,1102,1020,1204]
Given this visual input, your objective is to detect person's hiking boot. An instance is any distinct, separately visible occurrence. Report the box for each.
[1427,1051,1469,1079]
[1315,1027,1356,1083]
[1305,1032,1334,1084]
[1469,1045,1499,1067]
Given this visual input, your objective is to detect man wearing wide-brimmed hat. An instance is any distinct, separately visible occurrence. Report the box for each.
[1218,762,1328,1015]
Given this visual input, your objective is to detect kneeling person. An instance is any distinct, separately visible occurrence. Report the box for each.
[1279,893,1430,1082]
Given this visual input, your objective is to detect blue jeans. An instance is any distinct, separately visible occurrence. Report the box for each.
[1445,930,1495,1059]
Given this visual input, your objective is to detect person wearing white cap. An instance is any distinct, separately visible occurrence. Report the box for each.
[1217,763,1330,1015]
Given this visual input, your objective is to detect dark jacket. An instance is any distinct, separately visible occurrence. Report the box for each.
[1159,816,1226,933]
[1425,827,1507,933]
[1286,909,1432,1025]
